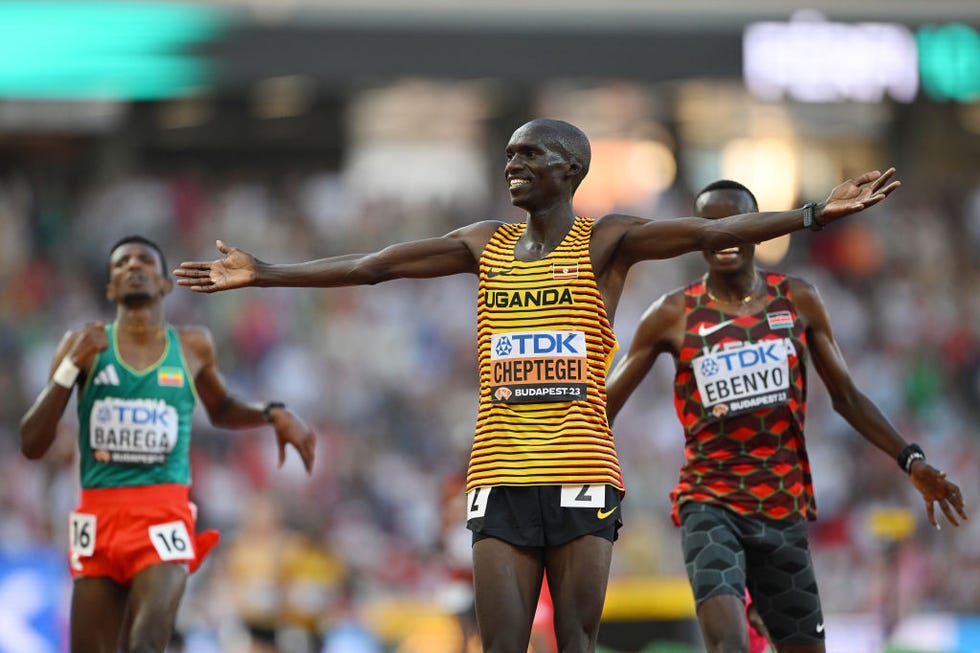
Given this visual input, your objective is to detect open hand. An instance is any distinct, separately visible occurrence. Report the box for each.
[910,462,968,528]
[174,240,258,293]
[818,167,901,225]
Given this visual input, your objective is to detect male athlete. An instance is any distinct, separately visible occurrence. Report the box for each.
[175,119,900,652]
[605,180,967,652]
[20,235,316,653]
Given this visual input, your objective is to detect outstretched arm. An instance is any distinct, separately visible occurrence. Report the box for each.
[610,168,900,265]
[182,327,316,473]
[20,322,108,459]
[794,279,967,528]
[175,221,500,293]
[606,293,684,425]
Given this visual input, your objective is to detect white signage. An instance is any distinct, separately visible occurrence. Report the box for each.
[744,10,918,103]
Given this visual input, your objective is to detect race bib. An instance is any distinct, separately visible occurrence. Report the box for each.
[489,330,588,403]
[148,520,193,561]
[560,484,605,508]
[692,337,796,419]
[89,397,179,465]
[69,511,97,557]
[466,487,490,520]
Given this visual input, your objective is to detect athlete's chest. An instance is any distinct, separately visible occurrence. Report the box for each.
[678,301,806,419]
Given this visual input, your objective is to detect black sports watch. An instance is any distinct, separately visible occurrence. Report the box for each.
[262,401,286,423]
[802,201,822,231]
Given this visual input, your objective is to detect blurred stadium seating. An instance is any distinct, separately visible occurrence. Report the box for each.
[0,2,977,652]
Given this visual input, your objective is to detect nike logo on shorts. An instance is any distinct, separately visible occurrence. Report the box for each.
[698,319,735,337]
[597,506,618,519]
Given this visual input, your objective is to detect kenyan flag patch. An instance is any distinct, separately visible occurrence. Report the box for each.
[766,311,794,330]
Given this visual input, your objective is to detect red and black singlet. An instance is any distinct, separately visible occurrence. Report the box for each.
[670,272,816,524]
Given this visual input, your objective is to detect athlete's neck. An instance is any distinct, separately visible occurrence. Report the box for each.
[115,307,165,341]
[705,268,761,306]
[519,209,575,261]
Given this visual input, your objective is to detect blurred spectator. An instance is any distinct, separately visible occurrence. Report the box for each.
[223,493,288,652]
[2,157,978,649]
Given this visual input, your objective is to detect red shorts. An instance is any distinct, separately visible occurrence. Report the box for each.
[68,484,219,585]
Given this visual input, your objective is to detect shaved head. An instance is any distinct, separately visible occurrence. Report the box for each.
[512,118,591,190]
[695,179,758,216]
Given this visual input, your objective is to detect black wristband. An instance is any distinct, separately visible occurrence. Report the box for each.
[802,201,822,231]
[262,401,286,423]
[896,443,925,475]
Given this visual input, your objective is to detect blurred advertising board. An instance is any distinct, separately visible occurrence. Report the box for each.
[0,548,68,653]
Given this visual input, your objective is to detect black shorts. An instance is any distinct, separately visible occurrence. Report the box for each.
[679,501,825,644]
[467,485,622,547]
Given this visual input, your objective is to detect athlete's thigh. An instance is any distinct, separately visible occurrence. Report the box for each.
[71,576,128,653]
[679,505,758,651]
[679,503,747,604]
[695,594,750,653]
[120,562,188,652]
[744,518,824,647]
[545,534,612,651]
[472,537,544,653]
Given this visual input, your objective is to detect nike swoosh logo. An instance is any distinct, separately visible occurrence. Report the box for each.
[597,506,618,519]
[698,319,735,337]
[487,267,513,278]
[816,623,825,633]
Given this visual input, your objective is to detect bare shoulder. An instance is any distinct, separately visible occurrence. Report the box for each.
[645,288,688,331]
[445,219,507,256]
[785,276,830,328]
[175,325,216,355]
[593,212,651,233]
[632,288,688,353]
[455,219,507,234]
[785,275,821,303]
[657,288,688,318]
[451,219,506,241]
[589,213,652,269]
[174,325,217,376]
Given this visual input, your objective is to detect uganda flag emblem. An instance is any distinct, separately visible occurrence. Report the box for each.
[552,262,578,279]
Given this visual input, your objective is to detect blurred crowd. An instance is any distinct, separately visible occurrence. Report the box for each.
[1,161,978,651]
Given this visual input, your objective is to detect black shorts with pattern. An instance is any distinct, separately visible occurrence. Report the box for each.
[679,501,825,644]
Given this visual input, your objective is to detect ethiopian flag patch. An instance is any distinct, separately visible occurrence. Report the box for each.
[157,367,185,387]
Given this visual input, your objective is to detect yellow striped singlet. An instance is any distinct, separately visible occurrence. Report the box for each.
[466,217,623,493]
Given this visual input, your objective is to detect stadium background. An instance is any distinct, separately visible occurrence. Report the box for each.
[0,1,978,651]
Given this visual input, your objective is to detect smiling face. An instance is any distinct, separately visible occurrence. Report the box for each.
[106,242,171,306]
[504,119,590,211]
[696,187,759,273]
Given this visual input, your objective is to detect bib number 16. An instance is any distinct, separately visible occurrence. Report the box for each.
[148,521,193,561]
[69,512,97,557]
